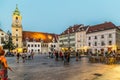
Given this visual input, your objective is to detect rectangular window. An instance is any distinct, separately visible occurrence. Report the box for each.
[94,36,97,39]
[95,42,97,46]
[88,42,91,46]
[101,41,105,46]
[31,44,33,47]
[101,35,104,38]
[109,34,112,38]
[28,44,30,47]
[88,37,91,40]
[109,41,112,45]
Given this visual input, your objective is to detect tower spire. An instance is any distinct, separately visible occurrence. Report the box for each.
[13,4,20,16]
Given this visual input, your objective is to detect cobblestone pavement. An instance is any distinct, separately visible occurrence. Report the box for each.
[6,54,120,80]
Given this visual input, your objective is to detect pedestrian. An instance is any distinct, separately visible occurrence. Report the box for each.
[55,51,59,61]
[49,52,51,57]
[0,47,13,80]
[76,50,79,61]
[60,51,63,61]
[31,51,34,59]
[67,51,70,64]
[63,51,67,65]
[22,51,26,63]
[16,52,20,63]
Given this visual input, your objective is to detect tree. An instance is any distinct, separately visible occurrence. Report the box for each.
[2,31,16,52]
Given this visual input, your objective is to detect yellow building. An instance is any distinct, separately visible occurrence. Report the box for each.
[12,5,23,49]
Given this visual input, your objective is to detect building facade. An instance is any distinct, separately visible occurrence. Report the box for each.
[86,22,120,53]
[59,25,81,51]
[75,25,88,52]
[26,42,41,53]
[0,29,8,47]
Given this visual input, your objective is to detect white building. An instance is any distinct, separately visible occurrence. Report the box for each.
[26,42,41,53]
[75,25,88,52]
[86,22,120,53]
[59,25,81,51]
[48,42,59,52]
[0,29,8,47]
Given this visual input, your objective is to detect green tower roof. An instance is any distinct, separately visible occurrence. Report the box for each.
[13,4,21,16]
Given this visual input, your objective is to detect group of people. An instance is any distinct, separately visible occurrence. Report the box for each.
[16,51,34,63]
[49,50,81,65]
[88,50,120,64]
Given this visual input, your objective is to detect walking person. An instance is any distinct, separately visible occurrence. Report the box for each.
[67,51,70,64]
[0,47,13,80]
[31,51,34,59]
[55,51,59,61]
[60,51,63,61]
[76,50,79,61]
[22,51,26,63]
[16,52,20,63]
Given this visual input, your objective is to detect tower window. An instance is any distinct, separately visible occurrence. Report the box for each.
[16,17,18,20]
[16,38,18,41]
[16,29,18,31]
[16,44,18,47]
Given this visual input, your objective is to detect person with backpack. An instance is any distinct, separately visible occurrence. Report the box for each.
[0,47,13,80]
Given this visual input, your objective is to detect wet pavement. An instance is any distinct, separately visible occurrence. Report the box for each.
[6,54,120,80]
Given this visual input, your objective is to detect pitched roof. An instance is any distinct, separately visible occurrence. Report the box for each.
[61,24,82,35]
[86,22,116,34]
[22,31,58,43]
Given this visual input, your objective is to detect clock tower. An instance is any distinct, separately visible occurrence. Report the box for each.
[12,4,23,48]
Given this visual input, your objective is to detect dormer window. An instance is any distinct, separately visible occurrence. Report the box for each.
[26,37,29,42]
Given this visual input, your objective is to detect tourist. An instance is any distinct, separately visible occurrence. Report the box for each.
[31,51,34,59]
[76,50,79,61]
[22,51,26,63]
[0,47,13,80]
[16,52,20,63]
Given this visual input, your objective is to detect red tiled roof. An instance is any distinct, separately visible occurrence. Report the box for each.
[61,24,82,35]
[22,31,58,43]
[87,22,116,34]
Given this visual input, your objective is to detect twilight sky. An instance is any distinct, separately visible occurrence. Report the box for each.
[0,0,120,34]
